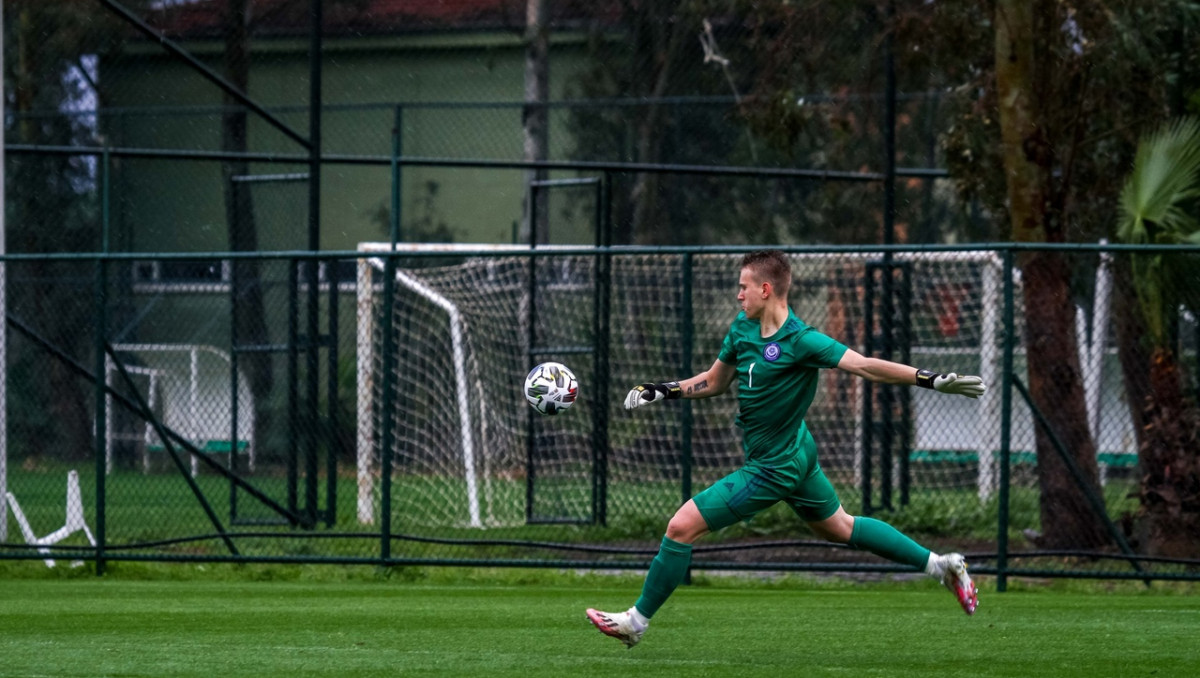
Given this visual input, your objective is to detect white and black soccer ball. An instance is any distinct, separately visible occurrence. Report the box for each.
[523,362,579,415]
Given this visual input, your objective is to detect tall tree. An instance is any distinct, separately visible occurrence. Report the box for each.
[910,1,1198,548]
[566,0,709,245]
[569,1,839,246]
[993,0,1107,547]
[521,0,549,244]
[220,0,272,406]
[4,1,131,461]
[1115,117,1200,557]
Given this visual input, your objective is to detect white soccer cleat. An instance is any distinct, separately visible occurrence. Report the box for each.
[586,607,646,648]
[938,553,978,615]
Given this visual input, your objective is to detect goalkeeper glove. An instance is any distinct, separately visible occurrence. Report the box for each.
[624,382,682,410]
[916,370,987,399]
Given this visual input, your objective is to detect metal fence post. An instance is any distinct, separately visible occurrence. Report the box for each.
[93,254,108,576]
[680,252,694,506]
[229,256,241,522]
[593,175,612,526]
[378,106,403,558]
[287,262,299,519]
[393,106,403,242]
[326,256,339,528]
[379,252,397,562]
[997,247,1014,592]
[91,150,113,575]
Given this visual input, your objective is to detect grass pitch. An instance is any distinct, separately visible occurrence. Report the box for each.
[0,570,1196,678]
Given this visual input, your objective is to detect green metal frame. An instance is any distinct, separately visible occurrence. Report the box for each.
[523,176,611,526]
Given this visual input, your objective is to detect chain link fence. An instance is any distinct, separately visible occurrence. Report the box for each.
[3,2,1198,580]
[1,245,1198,583]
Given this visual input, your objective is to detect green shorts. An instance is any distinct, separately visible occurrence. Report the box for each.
[692,446,841,531]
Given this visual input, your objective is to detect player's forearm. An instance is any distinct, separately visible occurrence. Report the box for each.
[680,371,724,398]
[854,357,919,385]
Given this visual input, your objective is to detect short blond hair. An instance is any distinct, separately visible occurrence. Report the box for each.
[740,249,791,298]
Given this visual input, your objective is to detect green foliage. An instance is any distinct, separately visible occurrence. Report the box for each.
[1118,117,1200,245]
[563,1,914,245]
[1116,117,1200,345]
[929,2,1200,242]
[4,1,148,460]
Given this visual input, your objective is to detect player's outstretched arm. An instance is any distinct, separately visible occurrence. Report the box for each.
[624,358,736,410]
[835,348,987,399]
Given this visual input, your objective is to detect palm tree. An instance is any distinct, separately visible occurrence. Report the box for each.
[1115,116,1200,557]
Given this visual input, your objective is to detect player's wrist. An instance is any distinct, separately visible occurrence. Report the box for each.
[661,381,682,399]
[915,369,941,390]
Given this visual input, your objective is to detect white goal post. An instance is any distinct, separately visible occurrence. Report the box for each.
[356,243,540,527]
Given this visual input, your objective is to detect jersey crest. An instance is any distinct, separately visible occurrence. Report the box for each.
[763,342,782,362]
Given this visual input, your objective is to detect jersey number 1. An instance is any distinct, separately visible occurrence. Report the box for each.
[748,362,755,389]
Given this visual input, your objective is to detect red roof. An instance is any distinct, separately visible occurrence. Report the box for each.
[147,0,608,40]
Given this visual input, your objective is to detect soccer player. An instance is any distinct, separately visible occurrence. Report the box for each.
[586,249,984,649]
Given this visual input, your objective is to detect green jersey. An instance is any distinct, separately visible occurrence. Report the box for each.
[717,309,848,466]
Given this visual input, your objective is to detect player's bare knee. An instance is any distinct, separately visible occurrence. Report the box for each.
[665,511,706,543]
[665,517,697,543]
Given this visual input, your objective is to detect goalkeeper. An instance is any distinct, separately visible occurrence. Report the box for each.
[587,249,985,649]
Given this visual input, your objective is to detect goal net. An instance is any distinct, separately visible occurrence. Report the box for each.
[355,246,1057,530]
[356,244,559,528]
[605,250,1011,512]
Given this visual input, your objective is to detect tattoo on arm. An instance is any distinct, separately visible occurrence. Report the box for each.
[686,379,709,395]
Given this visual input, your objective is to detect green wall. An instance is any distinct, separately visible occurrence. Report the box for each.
[102,33,592,253]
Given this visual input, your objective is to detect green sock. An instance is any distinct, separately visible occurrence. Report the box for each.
[848,516,931,570]
[633,536,693,619]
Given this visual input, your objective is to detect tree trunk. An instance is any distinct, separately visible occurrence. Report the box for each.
[995,0,1107,548]
[220,0,272,472]
[1020,254,1108,547]
[521,0,549,245]
[221,0,271,401]
[13,8,94,460]
[627,0,691,245]
[1133,347,1200,557]
[1112,232,1200,557]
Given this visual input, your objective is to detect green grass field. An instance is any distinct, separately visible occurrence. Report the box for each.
[0,568,1196,678]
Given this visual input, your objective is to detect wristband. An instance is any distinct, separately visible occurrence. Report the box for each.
[915,369,939,390]
[663,381,683,399]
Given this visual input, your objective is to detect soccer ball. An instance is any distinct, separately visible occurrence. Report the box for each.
[524,362,579,415]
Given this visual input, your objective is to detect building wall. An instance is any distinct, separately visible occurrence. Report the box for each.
[102,33,593,254]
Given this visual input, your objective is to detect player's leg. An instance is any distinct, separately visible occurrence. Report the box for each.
[794,466,978,615]
[637,498,707,616]
[585,500,706,648]
[587,464,789,647]
[808,505,930,567]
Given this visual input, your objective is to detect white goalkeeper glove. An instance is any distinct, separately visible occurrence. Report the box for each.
[624,381,682,410]
[916,369,987,399]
